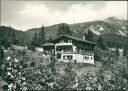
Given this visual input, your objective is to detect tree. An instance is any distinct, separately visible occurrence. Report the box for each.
[47,36,52,43]
[97,36,108,50]
[17,35,23,46]
[57,23,72,37]
[31,33,39,47]
[85,29,93,42]
[29,33,39,51]
[9,30,17,45]
[2,30,16,48]
[0,44,4,76]
[56,62,76,89]
[123,45,128,56]
[38,25,46,45]
[115,45,120,56]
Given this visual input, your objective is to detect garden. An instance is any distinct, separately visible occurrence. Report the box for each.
[0,46,127,91]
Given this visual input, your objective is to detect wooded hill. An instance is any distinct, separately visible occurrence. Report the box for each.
[0,17,128,48]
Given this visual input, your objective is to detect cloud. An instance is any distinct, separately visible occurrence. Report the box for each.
[1,1,127,31]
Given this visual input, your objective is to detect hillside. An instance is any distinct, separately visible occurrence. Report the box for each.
[0,17,128,47]
[25,17,128,47]
[0,45,127,90]
[0,26,25,46]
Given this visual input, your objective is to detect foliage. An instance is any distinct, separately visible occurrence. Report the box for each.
[0,26,25,48]
[55,62,76,89]
[85,29,94,42]
[97,36,108,50]
[38,25,46,45]
[1,46,127,91]
[31,26,46,47]
[1,49,54,90]
[31,33,39,47]
[123,45,128,56]
[0,45,4,76]
[115,46,120,56]
[57,23,72,37]
[94,47,127,91]
[1,18,128,48]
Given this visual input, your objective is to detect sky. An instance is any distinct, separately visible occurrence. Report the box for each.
[1,1,127,31]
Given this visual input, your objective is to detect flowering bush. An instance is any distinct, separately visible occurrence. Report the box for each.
[1,49,54,90]
[0,47,127,91]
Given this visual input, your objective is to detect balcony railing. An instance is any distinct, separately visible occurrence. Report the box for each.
[56,50,94,56]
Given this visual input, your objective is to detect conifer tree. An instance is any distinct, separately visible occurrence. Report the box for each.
[57,23,72,37]
[115,45,120,56]
[97,36,108,50]
[31,33,39,46]
[18,35,24,46]
[9,30,16,45]
[3,30,16,48]
[85,29,93,42]
[38,25,46,45]
[123,45,128,56]
[0,44,4,76]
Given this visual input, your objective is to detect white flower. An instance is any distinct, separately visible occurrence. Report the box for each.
[73,82,78,88]
[7,72,14,78]
[8,83,13,90]
[7,57,11,60]
[7,72,11,76]
[22,77,26,80]
[7,67,12,70]
[14,58,19,62]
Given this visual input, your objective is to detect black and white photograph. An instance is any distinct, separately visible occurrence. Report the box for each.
[0,0,127,91]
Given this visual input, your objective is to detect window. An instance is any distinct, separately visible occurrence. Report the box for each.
[68,40,70,43]
[66,55,73,60]
[63,55,65,59]
[57,53,61,59]
[85,56,89,60]
[70,40,72,43]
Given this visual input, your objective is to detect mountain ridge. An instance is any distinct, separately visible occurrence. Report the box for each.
[0,17,128,48]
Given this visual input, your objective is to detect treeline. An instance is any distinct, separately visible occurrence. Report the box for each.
[0,24,128,50]
[0,26,25,48]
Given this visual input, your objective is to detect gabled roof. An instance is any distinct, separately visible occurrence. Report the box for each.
[51,35,96,45]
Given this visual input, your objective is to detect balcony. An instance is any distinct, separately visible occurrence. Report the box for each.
[56,50,94,56]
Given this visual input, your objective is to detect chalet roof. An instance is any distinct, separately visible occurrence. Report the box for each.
[52,35,96,45]
[42,43,55,46]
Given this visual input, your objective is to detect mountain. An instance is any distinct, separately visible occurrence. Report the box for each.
[24,17,128,47]
[0,17,128,48]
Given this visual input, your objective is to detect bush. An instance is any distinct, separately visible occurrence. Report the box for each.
[1,46,127,91]
[28,45,35,51]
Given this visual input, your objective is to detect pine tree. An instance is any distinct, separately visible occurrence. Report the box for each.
[3,30,16,48]
[0,44,4,76]
[38,25,46,45]
[18,35,24,46]
[97,36,108,50]
[9,30,16,45]
[85,29,93,42]
[115,45,120,56]
[57,23,72,37]
[123,45,128,56]
[31,33,39,46]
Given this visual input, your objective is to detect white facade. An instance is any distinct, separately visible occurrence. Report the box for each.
[60,53,94,64]
[55,42,94,64]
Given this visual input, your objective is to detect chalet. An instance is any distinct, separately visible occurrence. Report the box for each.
[42,35,96,64]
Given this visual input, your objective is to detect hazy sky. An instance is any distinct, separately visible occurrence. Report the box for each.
[1,1,127,31]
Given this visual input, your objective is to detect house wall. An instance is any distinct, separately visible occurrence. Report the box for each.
[51,35,95,64]
[60,53,94,64]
